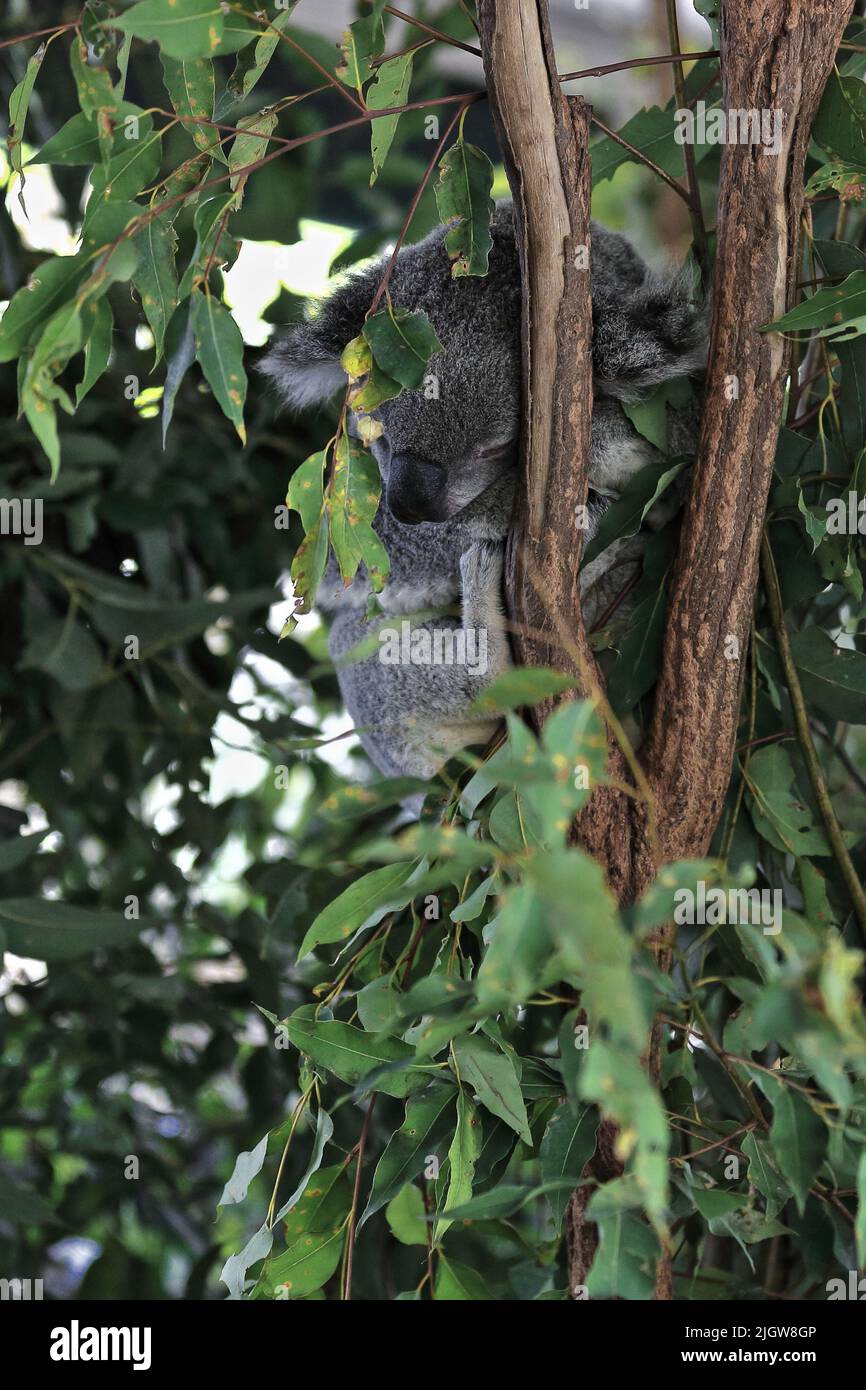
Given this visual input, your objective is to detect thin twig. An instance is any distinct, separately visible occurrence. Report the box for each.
[342,1096,377,1300]
[591,113,692,206]
[559,49,719,83]
[0,21,76,50]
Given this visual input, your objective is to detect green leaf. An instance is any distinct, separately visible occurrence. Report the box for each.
[76,298,114,403]
[161,299,195,444]
[284,1016,430,1098]
[745,744,833,856]
[857,1147,866,1268]
[437,1089,482,1238]
[220,1223,272,1299]
[275,1108,334,1219]
[386,1184,428,1246]
[87,127,164,208]
[468,667,575,715]
[19,611,101,690]
[769,1086,828,1215]
[264,1224,345,1299]
[288,512,329,621]
[336,8,385,95]
[362,306,441,390]
[591,100,717,187]
[693,0,720,45]
[527,847,647,1048]
[584,1199,660,1300]
[812,72,866,167]
[742,1131,790,1218]
[230,107,278,194]
[108,0,256,61]
[540,1103,598,1231]
[368,53,414,186]
[132,219,178,362]
[30,103,152,166]
[69,34,119,163]
[226,4,300,102]
[452,1034,531,1144]
[580,1043,668,1223]
[434,1254,494,1300]
[286,450,326,532]
[475,883,558,1010]
[0,831,48,874]
[761,271,866,335]
[218,1132,268,1207]
[7,41,46,189]
[583,455,686,565]
[160,53,219,156]
[0,256,86,363]
[280,1163,350,1242]
[360,1087,455,1228]
[434,140,495,277]
[790,627,866,724]
[622,377,693,453]
[189,290,247,443]
[0,899,142,960]
[296,862,414,961]
[327,433,389,590]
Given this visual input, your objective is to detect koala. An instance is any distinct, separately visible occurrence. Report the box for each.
[262,203,705,784]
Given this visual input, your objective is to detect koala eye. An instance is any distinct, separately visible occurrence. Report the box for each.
[475,438,516,462]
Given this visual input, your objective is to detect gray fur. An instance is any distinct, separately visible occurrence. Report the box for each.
[262,203,705,781]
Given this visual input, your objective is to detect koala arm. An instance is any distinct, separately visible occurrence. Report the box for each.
[327,539,510,781]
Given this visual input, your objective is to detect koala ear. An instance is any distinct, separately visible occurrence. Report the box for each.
[259,260,382,410]
[592,264,707,401]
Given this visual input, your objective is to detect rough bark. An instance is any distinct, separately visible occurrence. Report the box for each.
[478,0,854,1301]
[643,0,856,866]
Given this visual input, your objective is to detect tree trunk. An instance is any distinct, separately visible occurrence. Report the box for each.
[477,0,854,1300]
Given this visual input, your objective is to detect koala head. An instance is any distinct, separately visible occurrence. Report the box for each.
[261,205,522,526]
[261,202,705,524]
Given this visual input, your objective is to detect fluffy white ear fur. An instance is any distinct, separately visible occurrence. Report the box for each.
[258,345,346,410]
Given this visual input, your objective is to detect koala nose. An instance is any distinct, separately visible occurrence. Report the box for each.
[387,495,426,526]
[385,452,446,526]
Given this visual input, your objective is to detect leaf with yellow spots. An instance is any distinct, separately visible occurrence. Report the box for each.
[287,510,329,626]
[132,217,178,363]
[258,1223,345,1300]
[368,51,414,186]
[87,126,164,207]
[341,334,401,414]
[335,4,386,97]
[226,3,300,102]
[327,432,389,590]
[76,298,113,404]
[286,449,326,533]
[70,35,118,164]
[229,107,278,197]
[435,139,495,278]
[160,52,225,160]
[278,1164,351,1243]
[189,289,247,442]
[107,0,256,63]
